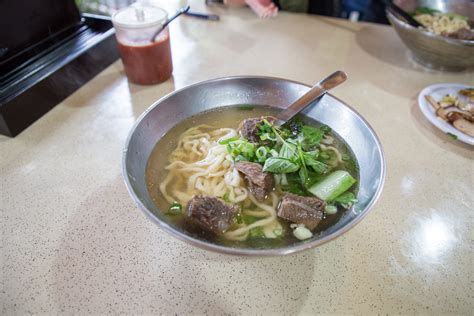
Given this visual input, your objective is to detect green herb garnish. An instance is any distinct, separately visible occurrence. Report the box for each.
[249,226,265,238]
[167,202,182,215]
[219,136,240,145]
[238,105,255,111]
[332,191,358,209]
[413,7,441,15]
[447,132,458,140]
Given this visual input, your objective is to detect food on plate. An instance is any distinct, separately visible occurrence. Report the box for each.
[424,88,474,137]
[146,106,359,246]
[413,7,474,41]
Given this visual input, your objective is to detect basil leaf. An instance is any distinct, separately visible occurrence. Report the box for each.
[333,192,358,209]
[302,126,325,149]
[280,172,311,196]
[299,166,309,187]
[262,157,300,173]
[279,142,298,161]
[304,154,329,174]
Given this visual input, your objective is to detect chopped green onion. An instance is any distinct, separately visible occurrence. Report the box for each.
[249,227,265,238]
[273,227,283,237]
[219,136,240,145]
[238,142,255,155]
[222,192,230,203]
[324,204,338,215]
[167,202,182,215]
[341,154,351,161]
[255,146,268,160]
[260,133,277,142]
[292,225,313,240]
[235,154,248,162]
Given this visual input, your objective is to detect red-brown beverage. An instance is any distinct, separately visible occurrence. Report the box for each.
[118,32,172,85]
[112,4,172,85]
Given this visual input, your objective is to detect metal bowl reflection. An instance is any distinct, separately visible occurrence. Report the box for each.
[122,76,385,256]
[387,0,474,71]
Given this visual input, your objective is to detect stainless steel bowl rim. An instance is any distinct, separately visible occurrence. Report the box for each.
[122,75,386,256]
[387,10,474,46]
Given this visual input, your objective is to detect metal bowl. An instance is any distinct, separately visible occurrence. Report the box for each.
[387,0,474,71]
[122,76,385,256]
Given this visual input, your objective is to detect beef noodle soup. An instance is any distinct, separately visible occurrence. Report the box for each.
[146,105,359,249]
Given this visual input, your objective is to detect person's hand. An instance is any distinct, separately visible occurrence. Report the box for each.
[245,0,278,18]
[224,0,278,18]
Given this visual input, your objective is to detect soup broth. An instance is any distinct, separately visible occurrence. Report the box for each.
[146,105,359,249]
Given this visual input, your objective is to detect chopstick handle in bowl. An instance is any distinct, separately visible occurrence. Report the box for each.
[386,2,423,28]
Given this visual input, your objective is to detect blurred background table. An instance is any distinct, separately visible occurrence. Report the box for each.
[1,0,472,314]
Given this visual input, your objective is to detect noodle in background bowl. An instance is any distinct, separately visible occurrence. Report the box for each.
[122,76,386,256]
[387,0,474,71]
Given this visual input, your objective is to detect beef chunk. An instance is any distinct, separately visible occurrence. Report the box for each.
[235,161,274,201]
[277,193,325,230]
[186,195,239,234]
[238,116,276,143]
[446,28,474,41]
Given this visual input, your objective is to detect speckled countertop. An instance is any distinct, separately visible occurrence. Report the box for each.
[1,1,473,314]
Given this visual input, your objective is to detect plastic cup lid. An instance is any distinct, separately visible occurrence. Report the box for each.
[112,3,167,29]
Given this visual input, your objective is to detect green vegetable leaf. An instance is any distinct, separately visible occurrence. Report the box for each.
[280,172,311,196]
[308,159,329,174]
[279,142,298,161]
[262,157,300,173]
[298,166,309,187]
[222,192,230,203]
[301,151,329,174]
[319,148,339,167]
[301,126,326,150]
[333,192,358,209]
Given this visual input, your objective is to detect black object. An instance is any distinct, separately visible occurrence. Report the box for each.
[0,13,119,137]
[0,0,82,63]
[308,0,342,17]
[151,5,190,42]
[185,11,220,21]
[386,1,424,27]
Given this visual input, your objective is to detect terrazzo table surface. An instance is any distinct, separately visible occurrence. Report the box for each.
[1,2,473,314]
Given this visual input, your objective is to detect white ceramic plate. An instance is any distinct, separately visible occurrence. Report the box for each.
[418,83,474,146]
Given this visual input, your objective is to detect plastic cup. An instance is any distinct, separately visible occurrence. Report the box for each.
[112,3,173,85]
